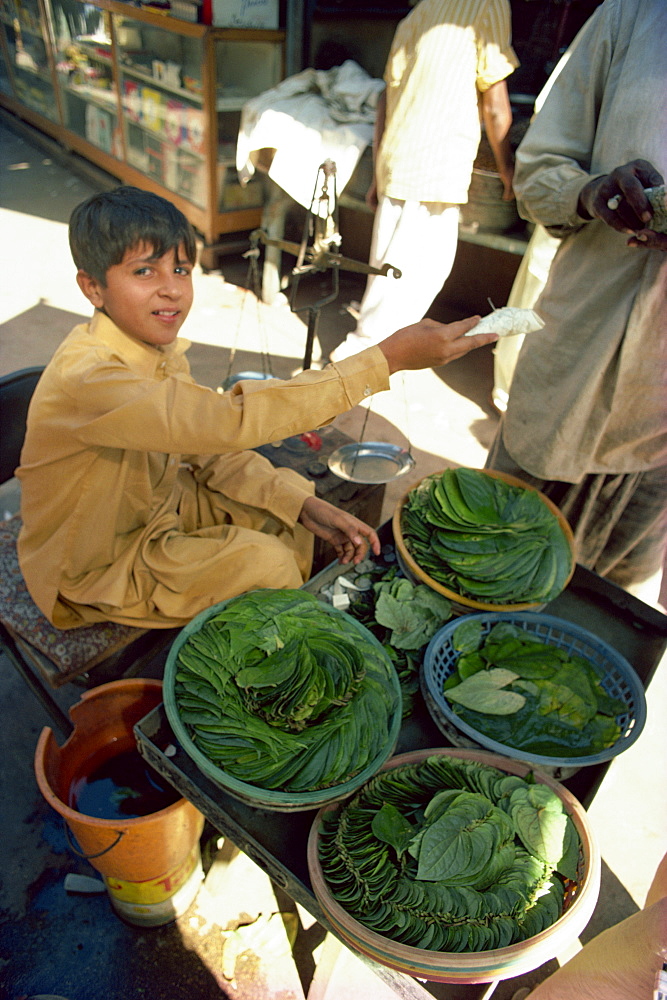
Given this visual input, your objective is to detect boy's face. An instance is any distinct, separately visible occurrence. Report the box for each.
[76,242,194,349]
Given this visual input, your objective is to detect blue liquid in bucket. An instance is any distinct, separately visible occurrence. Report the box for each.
[69,748,180,820]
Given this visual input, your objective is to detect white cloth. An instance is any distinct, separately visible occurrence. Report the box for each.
[330,196,460,361]
[465,306,544,337]
[236,61,384,211]
[491,225,560,411]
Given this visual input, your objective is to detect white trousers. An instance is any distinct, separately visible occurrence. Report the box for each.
[492,224,560,411]
[331,196,460,360]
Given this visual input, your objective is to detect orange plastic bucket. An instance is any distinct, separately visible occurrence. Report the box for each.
[34,678,205,926]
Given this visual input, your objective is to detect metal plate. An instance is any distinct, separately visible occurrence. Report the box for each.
[327,442,415,484]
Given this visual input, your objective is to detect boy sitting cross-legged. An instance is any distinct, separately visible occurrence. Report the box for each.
[17,186,497,629]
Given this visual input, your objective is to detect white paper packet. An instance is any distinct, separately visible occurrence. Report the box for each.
[465,306,546,338]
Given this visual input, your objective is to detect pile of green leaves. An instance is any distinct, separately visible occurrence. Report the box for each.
[400,468,572,604]
[173,589,400,792]
[346,566,452,715]
[318,754,580,952]
[442,620,625,757]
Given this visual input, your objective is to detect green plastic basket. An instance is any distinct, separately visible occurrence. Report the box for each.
[163,591,403,812]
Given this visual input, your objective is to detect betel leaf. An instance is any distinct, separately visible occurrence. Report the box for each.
[445,625,625,757]
[174,588,399,792]
[415,793,495,883]
[371,802,415,857]
[556,815,580,881]
[445,668,525,715]
[343,565,452,718]
[509,785,568,867]
[535,679,595,730]
[374,593,428,650]
[487,623,524,642]
[458,652,486,679]
[452,619,483,653]
[375,582,451,650]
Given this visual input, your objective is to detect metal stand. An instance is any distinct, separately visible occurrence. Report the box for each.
[245,160,401,371]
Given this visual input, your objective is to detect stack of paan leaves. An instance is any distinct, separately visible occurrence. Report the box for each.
[318,754,581,952]
[443,620,627,758]
[173,589,400,792]
[400,468,573,604]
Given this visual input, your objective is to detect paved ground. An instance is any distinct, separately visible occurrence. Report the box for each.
[1,111,666,1000]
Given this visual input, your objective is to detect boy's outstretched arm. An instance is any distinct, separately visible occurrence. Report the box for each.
[298,496,381,565]
[378,316,497,375]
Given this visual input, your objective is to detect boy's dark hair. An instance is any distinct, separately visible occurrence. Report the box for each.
[69,186,198,284]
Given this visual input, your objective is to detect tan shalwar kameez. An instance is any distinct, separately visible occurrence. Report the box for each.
[17,312,389,629]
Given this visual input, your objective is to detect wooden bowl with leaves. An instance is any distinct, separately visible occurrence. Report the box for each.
[393,467,575,614]
[308,747,600,984]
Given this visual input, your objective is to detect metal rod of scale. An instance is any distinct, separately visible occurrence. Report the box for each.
[246,159,402,371]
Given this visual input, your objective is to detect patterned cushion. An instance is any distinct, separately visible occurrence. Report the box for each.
[0,515,148,681]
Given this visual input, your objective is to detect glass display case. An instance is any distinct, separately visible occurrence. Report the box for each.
[115,14,209,208]
[214,36,281,213]
[0,0,58,121]
[50,0,120,157]
[0,0,285,249]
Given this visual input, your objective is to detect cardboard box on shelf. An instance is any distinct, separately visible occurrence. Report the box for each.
[122,79,141,122]
[145,133,166,182]
[183,106,205,154]
[164,98,187,146]
[176,148,206,207]
[85,103,113,153]
[141,86,164,132]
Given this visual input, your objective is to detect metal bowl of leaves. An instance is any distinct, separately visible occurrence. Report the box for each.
[421,613,647,778]
[393,468,575,613]
[163,589,403,812]
[308,748,600,984]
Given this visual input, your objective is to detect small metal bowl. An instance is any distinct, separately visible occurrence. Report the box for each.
[327,442,415,484]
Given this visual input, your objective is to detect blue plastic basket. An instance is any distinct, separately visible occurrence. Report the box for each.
[421,611,647,774]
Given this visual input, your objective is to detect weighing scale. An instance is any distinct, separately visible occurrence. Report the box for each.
[237,159,416,485]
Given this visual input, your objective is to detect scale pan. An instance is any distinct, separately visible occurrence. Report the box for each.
[327,442,415,484]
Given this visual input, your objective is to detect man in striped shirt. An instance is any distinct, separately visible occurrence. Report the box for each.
[330,0,518,362]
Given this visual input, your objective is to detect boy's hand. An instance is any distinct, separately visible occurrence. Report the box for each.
[379,316,498,375]
[298,496,381,565]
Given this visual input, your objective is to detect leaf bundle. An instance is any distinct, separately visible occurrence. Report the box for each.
[401,468,572,604]
[345,567,453,716]
[318,755,581,953]
[173,589,400,792]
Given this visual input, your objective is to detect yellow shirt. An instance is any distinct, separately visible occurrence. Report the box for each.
[377,0,518,203]
[17,312,390,629]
